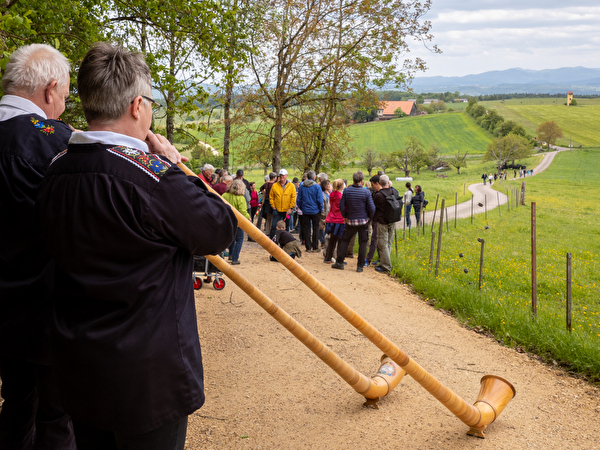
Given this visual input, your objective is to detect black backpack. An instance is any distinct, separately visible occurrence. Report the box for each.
[382,187,402,224]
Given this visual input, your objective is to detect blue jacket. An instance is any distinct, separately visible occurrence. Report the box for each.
[339,184,375,221]
[297,179,323,215]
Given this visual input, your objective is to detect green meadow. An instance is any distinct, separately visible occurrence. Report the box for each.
[383,149,600,381]
[348,112,492,156]
[478,98,600,147]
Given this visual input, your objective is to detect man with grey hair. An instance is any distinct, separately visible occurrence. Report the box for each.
[372,174,401,274]
[35,43,237,448]
[198,163,214,185]
[0,43,75,449]
[296,170,322,252]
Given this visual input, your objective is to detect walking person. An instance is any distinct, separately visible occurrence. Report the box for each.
[323,179,345,264]
[403,182,414,229]
[372,175,402,274]
[365,175,381,266]
[412,185,426,229]
[223,179,252,264]
[482,172,487,185]
[331,171,375,272]
[269,169,296,239]
[296,170,322,252]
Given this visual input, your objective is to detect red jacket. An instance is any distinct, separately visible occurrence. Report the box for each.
[325,190,344,224]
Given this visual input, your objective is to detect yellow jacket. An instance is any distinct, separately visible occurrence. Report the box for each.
[269,180,296,212]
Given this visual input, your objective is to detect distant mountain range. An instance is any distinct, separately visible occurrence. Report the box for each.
[408,67,600,95]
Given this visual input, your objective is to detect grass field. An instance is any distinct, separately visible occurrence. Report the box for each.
[383,148,600,381]
[478,98,600,147]
[348,112,492,156]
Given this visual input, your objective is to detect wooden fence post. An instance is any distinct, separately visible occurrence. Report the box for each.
[428,231,435,273]
[531,202,537,319]
[521,182,526,205]
[471,195,474,224]
[485,194,487,220]
[435,199,445,278]
[566,252,572,333]
[478,238,485,291]
[454,192,458,228]
[497,191,501,217]
[431,194,439,233]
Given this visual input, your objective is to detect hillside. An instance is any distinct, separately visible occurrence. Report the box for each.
[349,112,492,156]
[478,99,600,147]
[408,67,600,95]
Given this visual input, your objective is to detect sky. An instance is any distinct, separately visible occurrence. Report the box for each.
[408,0,600,78]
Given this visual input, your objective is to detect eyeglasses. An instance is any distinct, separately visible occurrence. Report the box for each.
[131,95,162,113]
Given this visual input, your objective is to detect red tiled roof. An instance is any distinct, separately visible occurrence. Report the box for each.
[378,100,415,116]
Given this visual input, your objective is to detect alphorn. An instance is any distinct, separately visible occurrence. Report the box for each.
[180,164,515,438]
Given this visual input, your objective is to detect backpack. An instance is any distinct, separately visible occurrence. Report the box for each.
[383,188,402,224]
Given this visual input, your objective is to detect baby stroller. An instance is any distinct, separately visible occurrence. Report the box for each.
[192,255,226,290]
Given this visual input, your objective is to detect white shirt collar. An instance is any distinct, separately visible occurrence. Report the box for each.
[69,130,149,153]
[0,95,47,122]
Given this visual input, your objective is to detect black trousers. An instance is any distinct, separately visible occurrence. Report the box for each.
[335,224,369,268]
[0,355,75,450]
[300,213,320,251]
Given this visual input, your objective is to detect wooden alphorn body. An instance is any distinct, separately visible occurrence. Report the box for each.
[180,164,515,437]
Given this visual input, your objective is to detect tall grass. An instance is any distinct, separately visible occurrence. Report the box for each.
[386,149,600,381]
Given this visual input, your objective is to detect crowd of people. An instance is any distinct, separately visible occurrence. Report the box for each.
[210,168,429,276]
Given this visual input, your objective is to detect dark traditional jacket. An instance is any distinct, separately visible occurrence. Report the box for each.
[0,113,71,363]
[36,137,237,434]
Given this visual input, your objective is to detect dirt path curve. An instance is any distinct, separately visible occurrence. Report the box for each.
[419,149,560,225]
[187,233,599,449]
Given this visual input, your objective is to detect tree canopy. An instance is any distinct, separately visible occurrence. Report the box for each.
[536,121,563,148]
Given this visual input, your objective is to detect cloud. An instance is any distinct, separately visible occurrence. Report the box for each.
[409,2,600,76]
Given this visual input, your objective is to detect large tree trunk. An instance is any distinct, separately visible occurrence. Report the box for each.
[222,81,233,171]
[272,106,283,173]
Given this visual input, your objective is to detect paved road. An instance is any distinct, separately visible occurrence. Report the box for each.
[401,148,564,227]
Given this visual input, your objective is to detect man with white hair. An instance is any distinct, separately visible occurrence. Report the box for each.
[198,163,214,185]
[0,44,76,448]
[36,43,236,448]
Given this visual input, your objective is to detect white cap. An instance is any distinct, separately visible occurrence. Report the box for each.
[279,169,288,176]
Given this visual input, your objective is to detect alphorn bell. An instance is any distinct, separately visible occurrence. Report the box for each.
[179,164,515,437]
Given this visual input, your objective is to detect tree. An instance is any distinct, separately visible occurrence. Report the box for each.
[430,100,446,112]
[394,108,408,118]
[394,136,424,177]
[484,133,533,171]
[109,0,234,143]
[450,149,468,174]
[361,148,380,175]
[536,121,563,148]
[1,0,107,127]
[497,120,527,137]
[380,153,396,174]
[480,109,503,131]
[246,0,438,172]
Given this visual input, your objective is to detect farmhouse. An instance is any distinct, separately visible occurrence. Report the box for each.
[376,100,417,120]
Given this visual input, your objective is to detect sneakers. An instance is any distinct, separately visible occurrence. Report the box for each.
[331,262,345,270]
[323,260,332,264]
[356,267,363,273]
[364,259,370,267]
[371,260,379,266]
[375,266,389,274]
[231,261,240,265]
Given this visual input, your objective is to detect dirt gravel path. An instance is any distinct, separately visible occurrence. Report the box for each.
[187,240,599,449]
